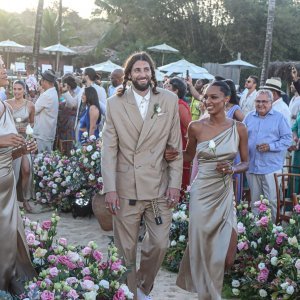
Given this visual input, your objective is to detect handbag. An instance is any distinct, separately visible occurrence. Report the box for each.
[92,192,113,231]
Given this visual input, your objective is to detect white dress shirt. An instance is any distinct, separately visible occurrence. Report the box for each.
[289,95,300,126]
[239,89,257,116]
[133,89,151,120]
[273,97,291,126]
[92,83,107,115]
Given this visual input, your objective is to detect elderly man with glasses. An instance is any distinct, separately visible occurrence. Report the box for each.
[243,89,292,221]
[239,75,258,116]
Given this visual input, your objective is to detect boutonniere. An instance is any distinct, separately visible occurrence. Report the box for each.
[151,103,162,119]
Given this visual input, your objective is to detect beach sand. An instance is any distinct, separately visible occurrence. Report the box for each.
[27,209,197,300]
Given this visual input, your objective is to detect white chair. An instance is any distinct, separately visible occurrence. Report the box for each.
[63,65,73,75]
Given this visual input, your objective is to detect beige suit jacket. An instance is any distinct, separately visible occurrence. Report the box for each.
[101,86,183,200]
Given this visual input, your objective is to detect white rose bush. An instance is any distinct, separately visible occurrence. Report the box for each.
[33,134,103,213]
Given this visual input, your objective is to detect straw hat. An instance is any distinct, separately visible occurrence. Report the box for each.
[259,77,282,93]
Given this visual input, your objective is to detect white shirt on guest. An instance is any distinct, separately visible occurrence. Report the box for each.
[289,95,300,126]
[91,83,107,115]
[133,89,151,120]
[239,89,257,116]
[272,97,291,126]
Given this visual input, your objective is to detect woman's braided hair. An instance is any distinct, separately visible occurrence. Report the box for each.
[117,51,159,96]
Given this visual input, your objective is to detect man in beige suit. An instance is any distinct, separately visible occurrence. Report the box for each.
[101,52,183,300]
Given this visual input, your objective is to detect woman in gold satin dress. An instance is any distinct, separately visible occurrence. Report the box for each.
[176,81,249,299]
[0,57,35,294]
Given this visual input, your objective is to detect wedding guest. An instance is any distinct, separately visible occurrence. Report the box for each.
[0,55,36,294]
[33,70,59,153]
[5,80,35,212]
[78,86,101,143]
[25,64,38,103]
[108,68,124,97]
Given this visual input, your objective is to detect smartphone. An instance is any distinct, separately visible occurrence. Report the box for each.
[186,70,189,80]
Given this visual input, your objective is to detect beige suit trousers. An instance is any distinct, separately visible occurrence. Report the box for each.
[113,197,172,298]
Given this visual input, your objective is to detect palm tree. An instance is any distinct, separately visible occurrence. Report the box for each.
[260,0,276,86]
[33,0,44,78]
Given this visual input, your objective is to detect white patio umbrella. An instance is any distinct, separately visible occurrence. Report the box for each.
[155,69,166,82]
[0,40,25,68]
[90,60,122,73]
[158,59,212,79]
[147,43,179,66]
[222,52,257,84]
[43,43,76,72]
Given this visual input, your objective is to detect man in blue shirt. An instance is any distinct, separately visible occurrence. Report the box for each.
[244,89,292,221]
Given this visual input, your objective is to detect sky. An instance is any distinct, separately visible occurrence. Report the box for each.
[0,0,98,19]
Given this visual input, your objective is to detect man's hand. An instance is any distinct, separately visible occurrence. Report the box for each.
[105,191,120,215]
[165,187,180,208]
[26,139,38,153]
[256,143,270,152]
[0,133,24,148]
[164,147,179,161]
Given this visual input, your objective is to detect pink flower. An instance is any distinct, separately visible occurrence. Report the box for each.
[93,250,103,261]
[256,216,269,227]
[81,279,95,291]
[82,247,92,256]
[295,259,300,270]
[111,260,122,271]
[276,236,283,244]
[40,290,55,300]
[41,220,52,230]
[258,203,268,212]
[58,238,67,247]
[99,262,109,270]
[48,255,57,264]
[113,288,126,300]
[81,267,91,276]
[26,233,36,246]
[237,241,249,251]
[67,289,79,299]
[237,222,246,234]
[49,267,59,277]
[257,268,269,282]
[294,204,300,213]
[66,277,78,285]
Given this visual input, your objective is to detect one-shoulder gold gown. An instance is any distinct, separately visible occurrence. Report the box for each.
[0,103,35,294]
[177,122,238,300]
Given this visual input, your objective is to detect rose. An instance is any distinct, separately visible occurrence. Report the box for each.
[82,267,91,276]
[67,289,79,299]
[26,124,34,136]
[93,250,103,261]
[40,290,55,300]
[259,289,268,298]
[41,220,51,231]
[82,247,92,256]
[231,280,240,288]
[26,233,36,246]
[111,260,122,271]
[208,139,216,150]
[257,268,269,282]
[237,222,246,234]
[294,204,300,213]
[49,267,59,277]
[113,288,126,300]
[81,280,95,291]
[86,145,93,152]
[58,238,68,247]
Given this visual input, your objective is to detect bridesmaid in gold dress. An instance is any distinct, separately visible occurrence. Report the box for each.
[176,81,249,299]
[6,80,35,212]
[0,57,35,294]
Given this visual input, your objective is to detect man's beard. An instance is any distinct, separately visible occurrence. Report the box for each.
[131,78,151,91]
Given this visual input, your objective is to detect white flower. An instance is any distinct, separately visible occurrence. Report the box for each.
[286,285,294,295]
[172,212,179,221]
[259,289,268,297]
[120,284,134,299]
[86,145,93,152]
[83,158,88,164]
[257,238,262,244]
[250,241,257,249]
[270,248,278,257]
[208,139,216,150]
[89,135,96,140]
[179,235,185,242]
[83,131,88,138]
[280,282,288,290]
[91,161,95,166]
[170,240,177,247]
[83,291,97,300]
[258,262,265,270]
[231,280,240,287]
[271,256,278,266]
[99,280,109,289]
[26,124,34,135]
[97,177,103,183]
[16,117,22,123]
[52,189,57,194]
[70,149,75,155]
[277,269,283,276]
[288,236,298,246]
[157,106,162,113]
[232,288,240,296]
[89,174,95,181]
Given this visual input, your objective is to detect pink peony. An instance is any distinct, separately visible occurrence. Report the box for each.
[111,260,122,271]
[237,241,249,251]
[66,277,78,285]
[49,267,59,277]
[93,250,103,261]
[237,222,246,234]
[294,204,300,213]
[113,288,126,300]
[40,290,55,300]
[81,267,91,276]
[256,216,269,227]
[26,233,36,246]
[258,203,268,212]
[67,289,79,299]
[81,279,95,291]
[257,268,269,282]
[41,220,52,230]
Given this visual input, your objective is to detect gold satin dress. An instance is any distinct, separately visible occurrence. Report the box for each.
[0,103,35,293]
[177,121,238,300]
